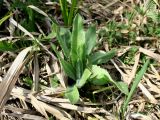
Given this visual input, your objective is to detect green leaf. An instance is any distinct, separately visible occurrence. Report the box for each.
[23,77,33,87]
[85,25,96,55]
[89,49,117,64]
[90,65,129,95]
[114,82,128,95]
[68,0,78,25]
[0,41,16,51]
[61,59,76,80]
[75,59,83,79]
[76,68,91,88]
[51,77,59,88]
[0,12,13,26]
[89,65,113,85]
[59,0,68,25]
[56,28,71,57]
[45,31,56,39]
[51,44,75,80]
[65,85,79,104]
[28,5,50,19]
[71,14,85,67]
[121,59,150,114]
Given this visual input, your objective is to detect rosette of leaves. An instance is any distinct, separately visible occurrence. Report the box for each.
[51,14,128,104]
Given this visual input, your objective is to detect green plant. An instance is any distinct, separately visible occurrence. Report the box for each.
[59,0,78,26]
[51,14,128,104]
[121,59,150,118]
[98,20,135,47]
[97,0,160,48]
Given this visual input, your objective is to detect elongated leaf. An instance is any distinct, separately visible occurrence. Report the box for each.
[65,86,79,104]
[51,44,75,80]
[122,59,150,114]
[85,25,96,55]
[56,28,71,57]
[28,5,50,19]
[0,47,33,110]
[153,0,159,6]
[71,14,85,67]
[59,0,68,25]
[0,12,12,26]
[30,95,48,119]
[76,58,84,79]
[61,59,76,80]
[68,0,78,25]
[10,18,34,39]
[90,49,117,64]
[76,68,91,88]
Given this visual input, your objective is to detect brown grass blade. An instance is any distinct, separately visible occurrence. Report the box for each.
[138,83,157,104]
[1,112,45,120]
[42,102,72,120]
[150,64,160,80]
[57,102,112,114]
[127,53,140,85]
[56,103,116,119]
[29,94,49,119]
[139,47,160,62]
[145,77,160,95]
[30,96,71,119]
[0,47,33,111]
[45,62,53,87]
[111,59,129,83]
[117,46,131,57]
[33,52,40,91]
[52,61,67,88]
[11,86,72,119]
[21,114,46,120]
[36,95,70,103]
